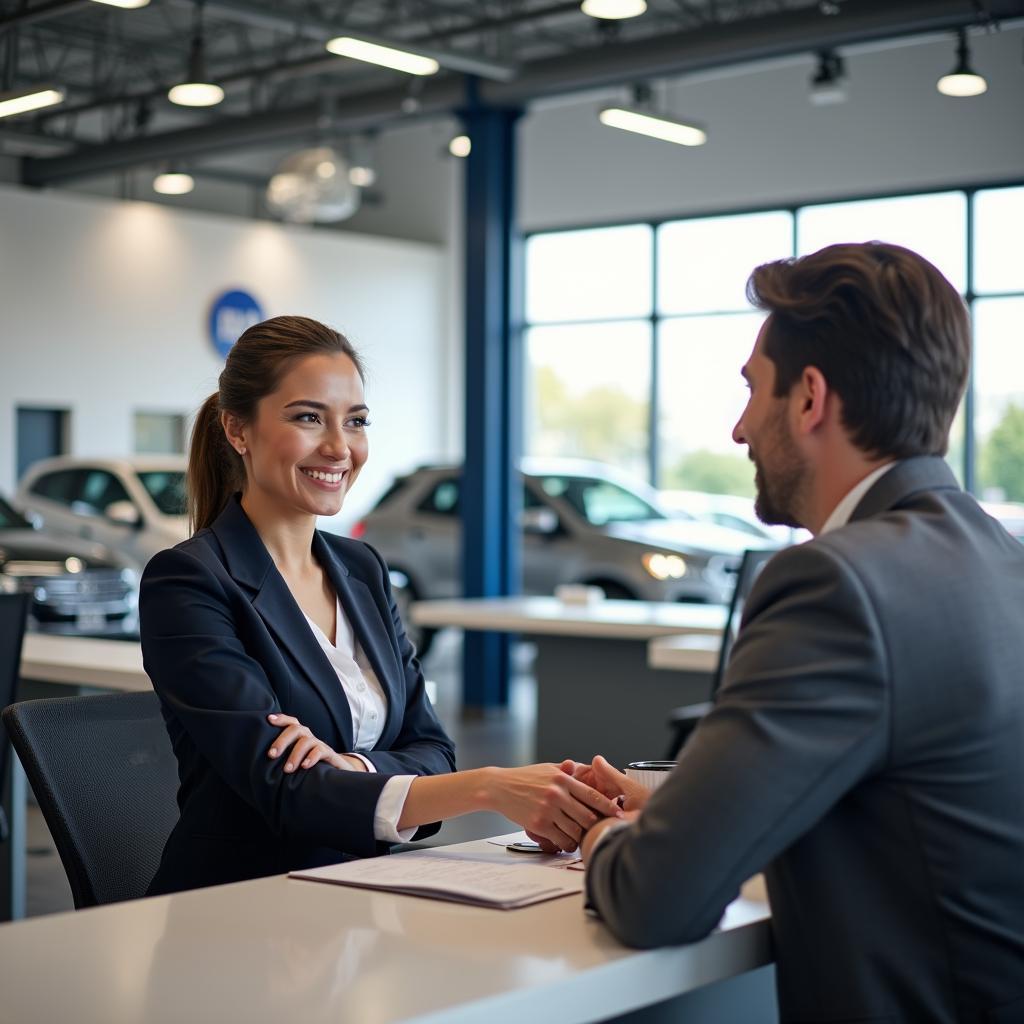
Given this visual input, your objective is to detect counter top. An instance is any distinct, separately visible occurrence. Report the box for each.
[20,633,149,691]
[0,837,771,1024]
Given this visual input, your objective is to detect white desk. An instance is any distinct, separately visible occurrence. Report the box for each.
[19,633,148,691]
[647,633,721,674]
[0,837,774,1024]
[411,598,726,766]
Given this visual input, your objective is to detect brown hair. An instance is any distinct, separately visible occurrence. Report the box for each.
[747,242,970,459]
[188,315,364,533]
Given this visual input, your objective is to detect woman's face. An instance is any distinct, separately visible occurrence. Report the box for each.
[228,351,369,523]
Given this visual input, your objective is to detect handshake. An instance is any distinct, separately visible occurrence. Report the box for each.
[499,754,659,856]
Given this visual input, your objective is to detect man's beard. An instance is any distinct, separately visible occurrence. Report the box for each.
[751,407,808,529]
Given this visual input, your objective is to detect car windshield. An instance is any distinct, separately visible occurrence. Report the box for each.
[0,494,30,529]
[138,471,187,517]
[535,475,665,526]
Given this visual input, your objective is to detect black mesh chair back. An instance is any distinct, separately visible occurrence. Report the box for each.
[0,593,30,843]
[2,690,179,908]
[666,547,779,757]
[709,546,778,699]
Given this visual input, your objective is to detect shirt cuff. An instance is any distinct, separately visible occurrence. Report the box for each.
[583,819,634,916]
[349,752,376,773]
[373,775,417,844]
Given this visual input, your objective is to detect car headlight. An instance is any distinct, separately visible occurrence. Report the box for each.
[642,552,687,581]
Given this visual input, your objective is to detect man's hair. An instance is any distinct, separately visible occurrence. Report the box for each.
[747,242,970,459]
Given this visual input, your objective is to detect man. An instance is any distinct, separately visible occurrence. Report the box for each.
[579,242,1024,1023]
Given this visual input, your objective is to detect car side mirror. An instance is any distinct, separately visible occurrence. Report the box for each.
[105,500,141,528]
[521,507,559,536]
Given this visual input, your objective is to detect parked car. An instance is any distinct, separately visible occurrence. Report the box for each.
[0,492,137,636]
[354,459,777,656]
[16,455,188,569]
[660,489,810,545]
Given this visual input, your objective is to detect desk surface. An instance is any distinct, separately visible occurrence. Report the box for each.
[20,633,149,691]
[411,597,727,640]
[648,633,722,673]
[0,837,771,1024]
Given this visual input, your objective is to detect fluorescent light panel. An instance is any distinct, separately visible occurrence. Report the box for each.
[326,36,438,76]
[0,86,65,120]
[598,107,707,147]
[90,0,150,7]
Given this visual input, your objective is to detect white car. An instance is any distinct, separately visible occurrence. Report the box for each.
[659,489,810,545]
[17,455,188,570]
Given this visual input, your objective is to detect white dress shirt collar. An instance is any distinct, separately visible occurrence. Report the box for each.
[818,462,897,536]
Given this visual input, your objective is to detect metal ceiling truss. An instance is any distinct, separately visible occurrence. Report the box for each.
[0,0,1019,187]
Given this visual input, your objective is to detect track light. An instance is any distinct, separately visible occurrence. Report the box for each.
[581,0,647,18]
[326,36,439,76]
[809,50,847,105]
[937,30,987,97]
[0,84,65,120]
[153,170,194,195]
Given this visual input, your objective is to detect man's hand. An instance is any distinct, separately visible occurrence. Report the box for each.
[560,755,652,813]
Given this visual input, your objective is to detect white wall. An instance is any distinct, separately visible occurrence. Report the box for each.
[0,184,453,531]
[518,27,1024,231]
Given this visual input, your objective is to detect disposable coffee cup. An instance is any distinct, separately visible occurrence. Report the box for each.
[625,760,677,791]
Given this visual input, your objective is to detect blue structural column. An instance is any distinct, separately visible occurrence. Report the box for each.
[460,88,522,711]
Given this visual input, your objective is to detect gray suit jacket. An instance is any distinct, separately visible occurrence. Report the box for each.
[586,457,1024,1024]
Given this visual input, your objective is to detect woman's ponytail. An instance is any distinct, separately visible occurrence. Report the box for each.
[187,392,244,534]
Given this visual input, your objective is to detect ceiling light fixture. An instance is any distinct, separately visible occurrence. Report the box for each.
[325,36,439,76]
[598,106,706,147]
[168,2,224,107]
[581,0,647,19]
[90,0,150,8]
[0,84,65,120]
[153,170,195,195]
[809,50,847,105]
[448,134,471,158]
[937,29,988,97]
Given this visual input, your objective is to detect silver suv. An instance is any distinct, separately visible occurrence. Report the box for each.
[17,456,188,570]
[354,459,775,656]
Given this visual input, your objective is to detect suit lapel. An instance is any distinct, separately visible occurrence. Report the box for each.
[849,456,961,524]
[210,498,354,750]
[313,532,402,744]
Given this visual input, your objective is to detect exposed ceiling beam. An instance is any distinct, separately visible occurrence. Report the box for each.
[161,0,519,81]
[0,0,90,32]
[21,0,1024,187]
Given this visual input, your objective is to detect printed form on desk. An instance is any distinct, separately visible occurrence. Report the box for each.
[290,850,584,909]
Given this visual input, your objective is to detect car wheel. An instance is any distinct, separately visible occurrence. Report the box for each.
[389,569,437,659]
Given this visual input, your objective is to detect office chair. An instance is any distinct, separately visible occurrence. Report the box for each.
[0,593,30,844]
[2,690,179,908]
[665,547,779,758]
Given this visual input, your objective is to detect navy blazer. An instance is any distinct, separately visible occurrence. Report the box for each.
[140,496,456,895]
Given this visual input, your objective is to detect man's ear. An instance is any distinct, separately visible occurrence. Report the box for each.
[794,366,829,436]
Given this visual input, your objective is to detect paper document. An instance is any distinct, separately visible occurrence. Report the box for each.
[290,854,584,909]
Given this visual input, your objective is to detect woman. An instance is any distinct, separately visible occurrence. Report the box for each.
[141,315,617,895]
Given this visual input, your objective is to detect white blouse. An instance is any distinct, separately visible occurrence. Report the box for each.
[303,596,415,843]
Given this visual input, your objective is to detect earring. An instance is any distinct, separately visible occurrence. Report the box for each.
[237,446,246,456]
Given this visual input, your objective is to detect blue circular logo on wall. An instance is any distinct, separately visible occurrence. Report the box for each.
[208,289,264,358]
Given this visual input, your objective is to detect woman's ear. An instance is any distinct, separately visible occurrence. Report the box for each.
[221,412,248,457]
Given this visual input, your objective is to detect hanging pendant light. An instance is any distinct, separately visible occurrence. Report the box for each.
[937,29,988,98]
[168,2,224,107]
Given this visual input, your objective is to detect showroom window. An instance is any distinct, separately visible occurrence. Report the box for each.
[523,184,1024,504]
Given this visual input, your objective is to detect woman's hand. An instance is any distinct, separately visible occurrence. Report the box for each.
[485,763,624,853]
[266,714,367,773]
